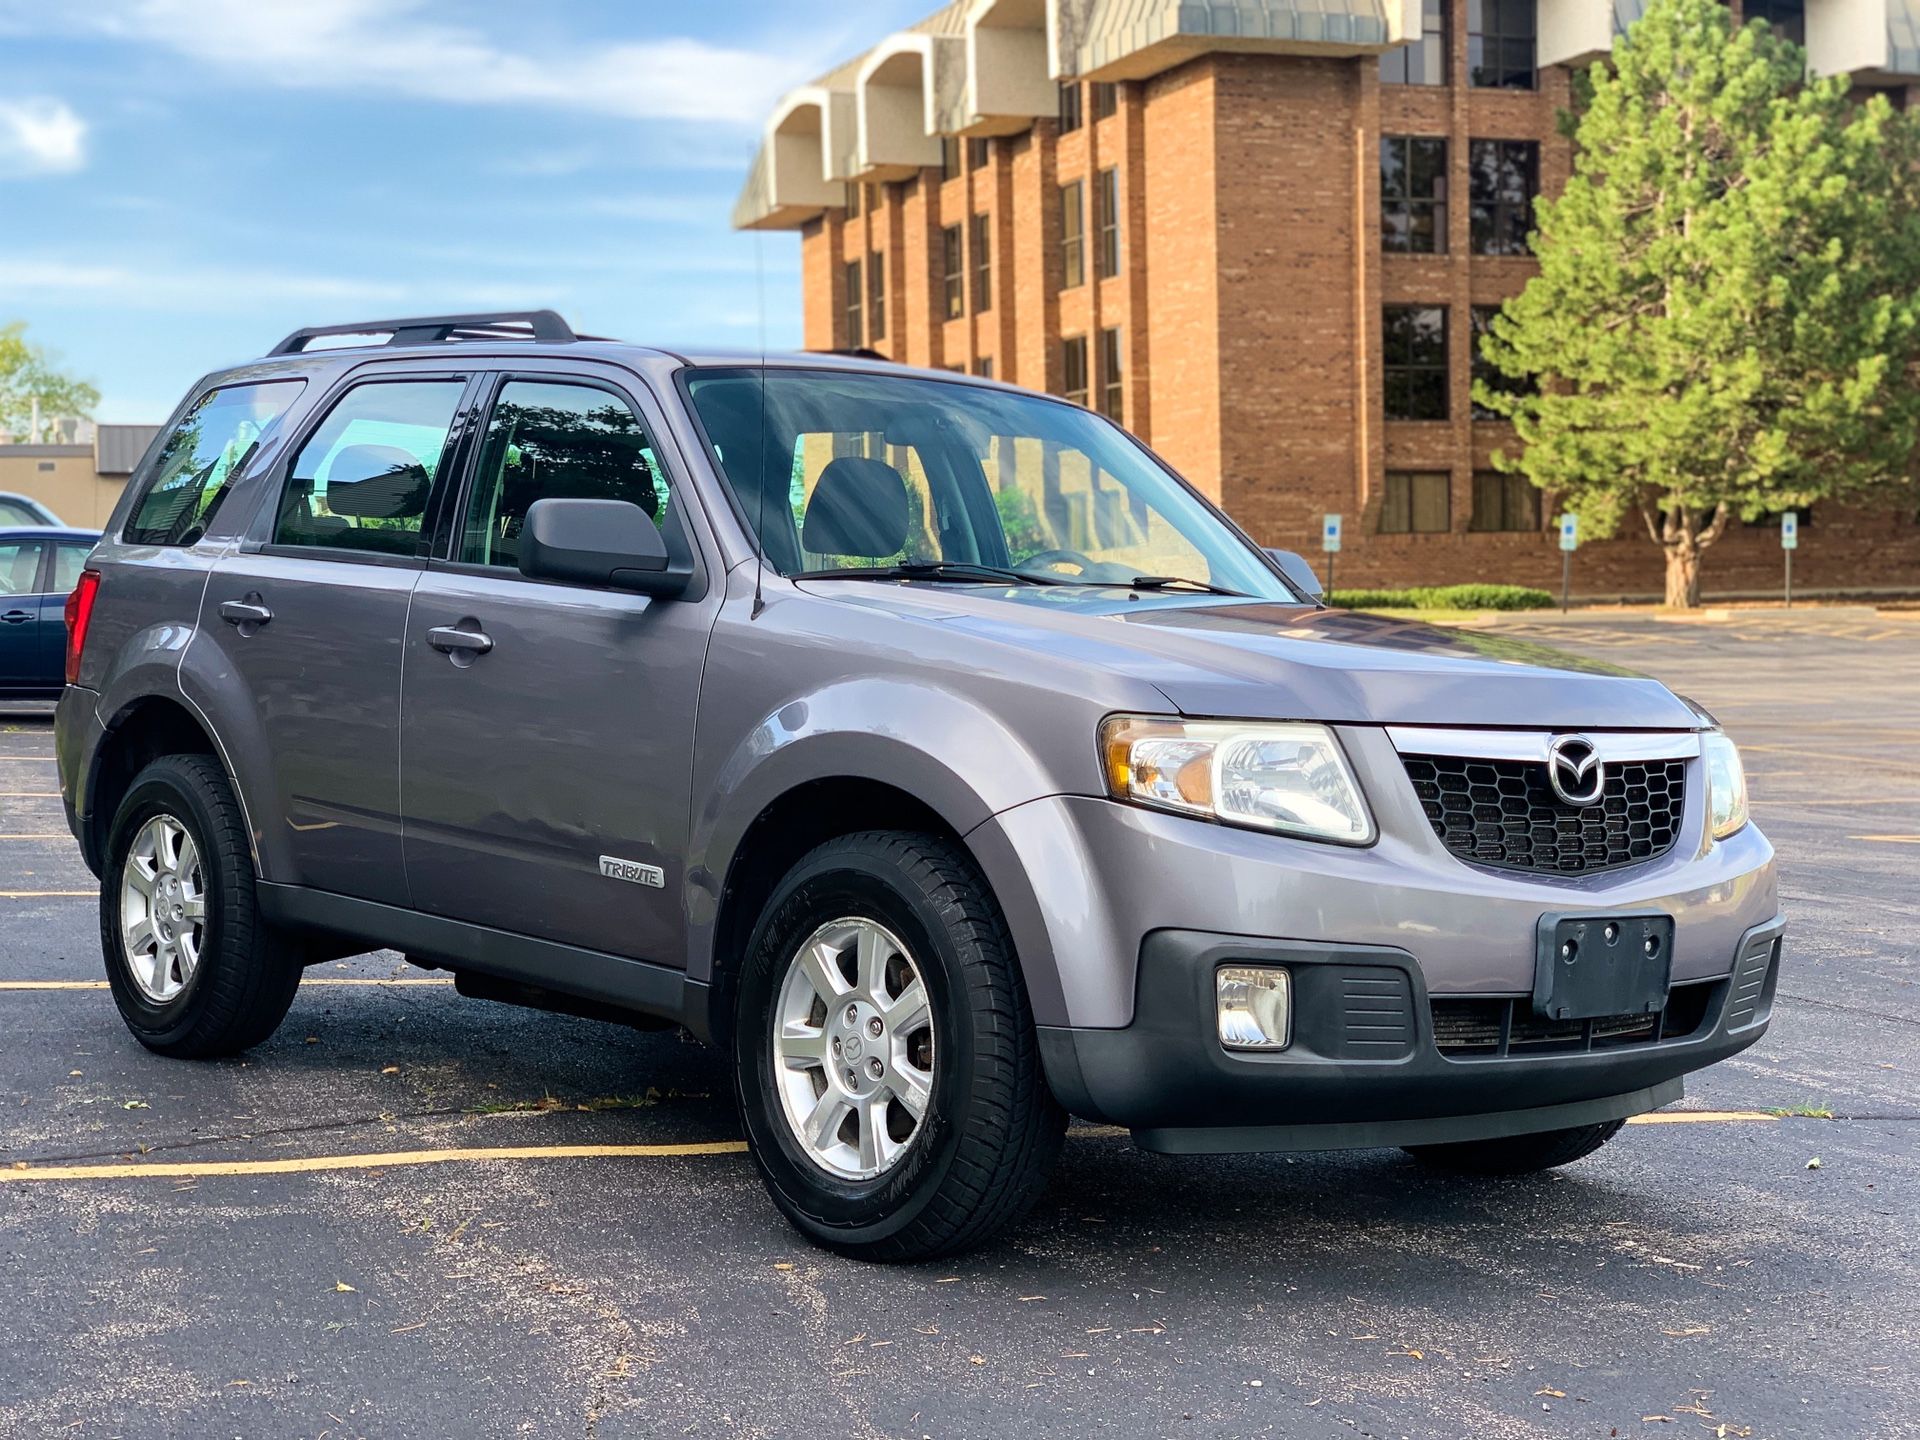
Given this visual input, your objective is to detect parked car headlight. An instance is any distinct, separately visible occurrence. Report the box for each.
[1100,716,1375,843]
[1703,731,1749,840]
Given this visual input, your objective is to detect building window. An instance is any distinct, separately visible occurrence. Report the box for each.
[942,224,965,319]
[1059,82,1083,133]
[1469,0,1536,89]
[971,213,993,313]
[869,252,886,340]
[1095,167,1121,279]
[845,182,863,219]
[974,357,994,379]
[1381,0,1447,85]
[968,136,991,169]
[1470,470,1541,532]
[1092,82,1118,119]
[1470,305,1533,418]
[1745,0,1807,44]
[1381,471,1452,534]
[1062,336,1089,405]
[941,136,962,181]
[844,259,864,348]
[1099,328,1124,423]
[1381,136,1448,254]
[1059,180,1086,288]
[1383,305,1449,421]
[1469,140,1538,255]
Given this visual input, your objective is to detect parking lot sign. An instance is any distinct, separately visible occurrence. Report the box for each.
[1322,515,1342,553]
[1557,514,1578,613]
[1781,511,1798,550]
[1558,514,1579,552]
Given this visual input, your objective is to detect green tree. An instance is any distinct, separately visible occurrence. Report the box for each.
[1475,0,1920,607]
[0,322,101,442]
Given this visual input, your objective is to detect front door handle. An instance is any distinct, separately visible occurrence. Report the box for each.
[218,598,273,627]
[426,624,494,656]
[0,609,31,625]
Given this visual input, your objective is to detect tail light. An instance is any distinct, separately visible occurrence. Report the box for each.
[64,569,101,686]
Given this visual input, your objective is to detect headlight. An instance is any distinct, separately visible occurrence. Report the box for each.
[1100,715,1375,843]
[1703,731,1748,840]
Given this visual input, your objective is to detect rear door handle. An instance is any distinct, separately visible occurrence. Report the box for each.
[427,624,493,656]
[218,599,273,627]
[0,609,31,625]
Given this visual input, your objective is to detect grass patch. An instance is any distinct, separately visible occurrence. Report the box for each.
[468,1089,684,1116]
[1765,1104,1836,1119]
[1329,584,1555,612]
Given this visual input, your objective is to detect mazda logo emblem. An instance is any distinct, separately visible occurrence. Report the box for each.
[1546,735,1605,807]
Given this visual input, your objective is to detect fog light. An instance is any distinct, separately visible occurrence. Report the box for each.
[1216,966,1292,1051]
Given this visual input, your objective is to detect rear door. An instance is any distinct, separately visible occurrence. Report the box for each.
[400,368,717,963]
[200,371,479,905]
[0,538,46,688]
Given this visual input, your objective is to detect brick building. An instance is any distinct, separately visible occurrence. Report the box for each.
[734,0,1920,600]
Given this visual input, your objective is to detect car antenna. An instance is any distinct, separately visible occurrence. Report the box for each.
[752,230,770,619]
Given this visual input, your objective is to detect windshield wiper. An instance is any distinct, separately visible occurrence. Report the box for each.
[1106,574,1246,597]
[794,561,1073,587]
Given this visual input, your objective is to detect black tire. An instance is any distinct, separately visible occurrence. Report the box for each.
[1403,1119,1626,1175]
[100,755,302,1059]
[733,830,1065,1262]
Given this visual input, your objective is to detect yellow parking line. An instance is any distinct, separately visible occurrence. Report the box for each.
[0,834,67,839]
[0,792,61,798]
[1852,834,1920,844]
[0,890,95,898]
[0,977,456,990]
[0,1140,749,1184]
[1625,1110,1776,1125]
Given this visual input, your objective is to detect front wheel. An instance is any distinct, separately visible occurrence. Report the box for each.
[1403,1119,1626,1175]
[733,831,1065,1261]
[100,755,303,1058]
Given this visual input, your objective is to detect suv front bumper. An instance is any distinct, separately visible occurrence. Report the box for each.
[1037,916,1783,1153]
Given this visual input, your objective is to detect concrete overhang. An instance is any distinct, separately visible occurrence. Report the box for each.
[963,0,1058,134]
[855,35,959,180]
[1539,0,1920,78]
[1051,0,1408,83]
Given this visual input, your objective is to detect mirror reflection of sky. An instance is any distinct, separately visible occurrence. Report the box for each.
[0,0,935,422]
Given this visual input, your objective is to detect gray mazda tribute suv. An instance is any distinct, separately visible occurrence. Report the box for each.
[57,311,1782,1260]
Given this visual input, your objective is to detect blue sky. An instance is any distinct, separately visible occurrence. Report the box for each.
[0,0,932,421]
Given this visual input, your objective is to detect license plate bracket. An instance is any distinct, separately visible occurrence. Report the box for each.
[1532,911,1674,1021]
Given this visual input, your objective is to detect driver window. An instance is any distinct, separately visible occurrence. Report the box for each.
[460,381,670,569]
[982,436,1212,580]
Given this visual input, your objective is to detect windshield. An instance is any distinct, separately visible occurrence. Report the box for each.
[684,368,1295,599]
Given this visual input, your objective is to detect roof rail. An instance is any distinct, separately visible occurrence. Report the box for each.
[266,310,577,357]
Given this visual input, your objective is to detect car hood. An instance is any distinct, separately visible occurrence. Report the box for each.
[796,583,1702,730]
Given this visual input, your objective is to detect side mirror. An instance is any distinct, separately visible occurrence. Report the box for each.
[518,498,689,597]
[1264,547,1325,601]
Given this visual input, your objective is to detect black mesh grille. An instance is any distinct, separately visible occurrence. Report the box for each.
[1402,753,1687,874]
[1431,983,1716,1058]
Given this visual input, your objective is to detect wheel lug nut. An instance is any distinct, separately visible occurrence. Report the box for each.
[832,1037,842,1056]
[867,1058,883,1079]
[867,1018,882,1038]
[845,1069,858,1088]
[845,1004,859,1024]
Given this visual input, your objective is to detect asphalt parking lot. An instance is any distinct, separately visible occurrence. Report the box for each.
[2,611,1915,1440]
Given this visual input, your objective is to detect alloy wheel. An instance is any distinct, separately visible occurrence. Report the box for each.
[120,813,206,1004]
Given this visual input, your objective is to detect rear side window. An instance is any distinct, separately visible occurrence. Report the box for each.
[274,380,465,556]
[124,381,304,546]
[49,542,92,595]
[0,540,43,596]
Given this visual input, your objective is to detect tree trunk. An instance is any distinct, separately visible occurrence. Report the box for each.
[1664,545,1703,609]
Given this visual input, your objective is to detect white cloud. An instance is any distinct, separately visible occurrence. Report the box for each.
[98,0,813,127]
[0,97,87,177]
[0,256,544,313]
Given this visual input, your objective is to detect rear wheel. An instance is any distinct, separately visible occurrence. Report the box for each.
[1403,1119,1626,1175]
[100,755,302,1058]
[733,831,1065,1261]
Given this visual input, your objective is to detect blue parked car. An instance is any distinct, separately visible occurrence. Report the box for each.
[0,526,99,699]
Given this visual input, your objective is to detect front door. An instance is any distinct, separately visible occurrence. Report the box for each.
[401,373,716,964]
[0,539,46,688]
[198,375,474,905]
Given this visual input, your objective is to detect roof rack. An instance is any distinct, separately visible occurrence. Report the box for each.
[266,310,577,357]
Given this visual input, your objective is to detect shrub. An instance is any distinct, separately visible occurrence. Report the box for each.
[1328,584,1554,612]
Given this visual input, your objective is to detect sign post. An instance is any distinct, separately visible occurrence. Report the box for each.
[1321,514,1342,599]
[1557,513,1579,614]
[1780,510,1798,609]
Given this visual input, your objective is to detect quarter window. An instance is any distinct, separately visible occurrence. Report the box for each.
[274,380,465,555]
[459,381,670,570]
[124,380,304,546]
[1381,137,1448,254]
[1469,140,1538,255]
[1380,471,1452,534]
[1059,180,1085,289]
[1381,0,1448,84]
[1383,306,1450,421]
[49,542,91,594]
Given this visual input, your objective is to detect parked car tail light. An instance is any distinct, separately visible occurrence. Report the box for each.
[64,569,101,686]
